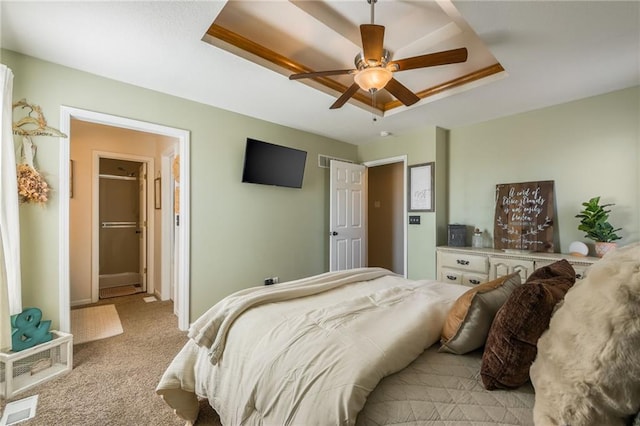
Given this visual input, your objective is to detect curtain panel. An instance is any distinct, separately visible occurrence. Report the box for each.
[0,65,22,351]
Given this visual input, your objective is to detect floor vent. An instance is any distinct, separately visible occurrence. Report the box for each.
[318,155,353,169]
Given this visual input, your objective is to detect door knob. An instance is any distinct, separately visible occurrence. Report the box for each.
[330,231,338,236]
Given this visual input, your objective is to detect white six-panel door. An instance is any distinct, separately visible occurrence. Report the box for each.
[330,160,367,271]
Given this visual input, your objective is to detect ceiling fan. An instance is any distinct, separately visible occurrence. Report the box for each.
[289,0,468,110]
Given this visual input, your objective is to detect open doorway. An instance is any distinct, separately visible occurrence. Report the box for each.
[365,156,407,277]
[96,157,148,300]
[367,162,405,275]
[59,107,191,331]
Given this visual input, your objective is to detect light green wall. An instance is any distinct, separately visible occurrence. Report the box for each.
[3,47,638,328]
[2,49,357,325]
[358,126,448,279]
[448,86,639,255]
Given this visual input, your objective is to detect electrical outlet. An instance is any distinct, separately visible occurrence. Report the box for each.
[264,278,274,285]
[272,277,279,284]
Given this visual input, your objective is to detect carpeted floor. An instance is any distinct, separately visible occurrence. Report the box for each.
[0,294,222,425]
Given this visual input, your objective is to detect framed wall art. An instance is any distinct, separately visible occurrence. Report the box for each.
[408,162,434,212]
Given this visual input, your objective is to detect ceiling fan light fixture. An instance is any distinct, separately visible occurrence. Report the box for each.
[354,67,392,93]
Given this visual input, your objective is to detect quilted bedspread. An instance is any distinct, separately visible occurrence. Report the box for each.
[158,267,534,425]
[357,345,535,425]
[158,268,469,425]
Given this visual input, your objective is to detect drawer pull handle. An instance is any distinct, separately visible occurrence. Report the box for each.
[456,259,470,265]
[446,275,458,281]
[576,274,583,280]
[469,279,481,285]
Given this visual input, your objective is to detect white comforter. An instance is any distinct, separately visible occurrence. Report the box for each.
[157,267,467,425]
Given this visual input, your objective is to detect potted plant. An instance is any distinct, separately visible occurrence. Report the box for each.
[575,196,622,257]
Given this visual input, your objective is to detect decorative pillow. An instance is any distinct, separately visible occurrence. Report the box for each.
[531,243,640,426]
[480,259,576,390]
[439,273,521,354]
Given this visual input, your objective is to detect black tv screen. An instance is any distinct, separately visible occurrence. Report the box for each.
[241,138,307,189]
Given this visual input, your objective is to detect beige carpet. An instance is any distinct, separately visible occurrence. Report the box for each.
[99,285,143,299]
[70,304,123,345]
[0,293,222,425]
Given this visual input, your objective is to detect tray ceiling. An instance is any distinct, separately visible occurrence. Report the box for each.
[204,0,505,116]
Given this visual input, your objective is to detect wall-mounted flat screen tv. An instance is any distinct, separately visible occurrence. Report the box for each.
[241,138,307,189]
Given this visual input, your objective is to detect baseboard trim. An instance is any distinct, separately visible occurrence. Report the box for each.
[71,298,92,307]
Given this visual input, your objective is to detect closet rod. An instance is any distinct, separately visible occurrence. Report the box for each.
[101,221,138,229]
[99,174,137,181]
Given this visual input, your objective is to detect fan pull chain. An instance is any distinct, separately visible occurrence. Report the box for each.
[369,0,376,24]
[372,92,378,123]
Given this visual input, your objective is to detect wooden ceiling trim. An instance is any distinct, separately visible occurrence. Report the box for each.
[207,24,306,76]
[206,24,377,111]
[206,24,502,114]
[382,63,505,111]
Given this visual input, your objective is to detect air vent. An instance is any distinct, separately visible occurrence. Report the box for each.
[318,155,353,169]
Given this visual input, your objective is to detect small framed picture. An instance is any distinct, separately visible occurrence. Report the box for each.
[408,162,434,212]
[154,177,161,209]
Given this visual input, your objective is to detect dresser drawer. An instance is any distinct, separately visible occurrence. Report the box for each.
[440,269,489,287]
[462,273,489,286]
[439,252,489,273]
[440,269,462,284]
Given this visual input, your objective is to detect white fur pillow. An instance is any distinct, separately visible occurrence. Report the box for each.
[530,243,640,426]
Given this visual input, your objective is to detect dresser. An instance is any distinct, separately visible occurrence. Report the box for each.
[436,246,599,287]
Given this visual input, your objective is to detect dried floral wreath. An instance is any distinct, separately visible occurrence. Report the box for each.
[17,161,49,204]
[12,99,67,205]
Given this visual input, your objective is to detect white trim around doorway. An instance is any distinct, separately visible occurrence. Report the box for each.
[160,147,176,302]
[59,107,191,331]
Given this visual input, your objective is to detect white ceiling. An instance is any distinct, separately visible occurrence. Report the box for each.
[1,1,639,146]
[206,0,502,111]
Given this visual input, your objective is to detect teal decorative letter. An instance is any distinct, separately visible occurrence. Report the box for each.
[10,307,53,352]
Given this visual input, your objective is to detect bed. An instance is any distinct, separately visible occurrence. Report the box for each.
[156,267,536,425]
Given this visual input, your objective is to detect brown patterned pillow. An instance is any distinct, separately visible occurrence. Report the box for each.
[480,259,576,390]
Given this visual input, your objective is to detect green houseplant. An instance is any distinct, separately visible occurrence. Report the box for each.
[575,196,622,257]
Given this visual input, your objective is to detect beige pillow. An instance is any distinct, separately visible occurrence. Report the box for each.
[439,273,520,355]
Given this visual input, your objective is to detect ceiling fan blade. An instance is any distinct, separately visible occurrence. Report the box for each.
[360,24,385,63]
[330,83,360,109]
[389,48,468,72]
[385,78,420,106]
[289,69,355,80]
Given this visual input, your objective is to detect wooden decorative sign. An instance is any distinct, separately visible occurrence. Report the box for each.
[494,180,555,252]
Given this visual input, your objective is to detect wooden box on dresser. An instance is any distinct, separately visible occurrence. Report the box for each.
[436,246,599,287]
